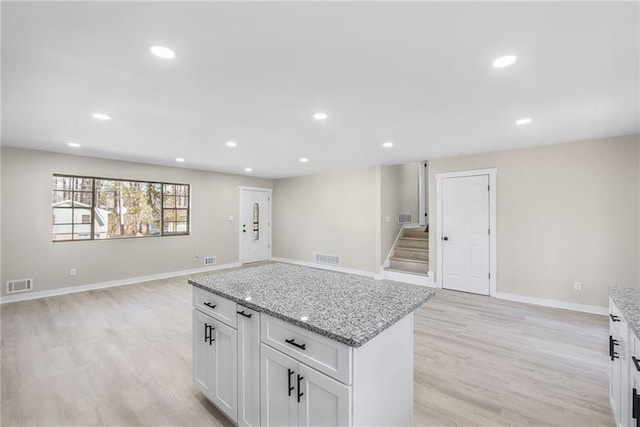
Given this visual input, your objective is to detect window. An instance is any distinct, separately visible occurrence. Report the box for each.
[52,174,190,242]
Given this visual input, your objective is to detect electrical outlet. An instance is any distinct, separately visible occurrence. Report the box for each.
[194,253,199,261]
[228,215,234,221]
[69,268,76,276]
[574,281,582,291]
[385,216,391,223]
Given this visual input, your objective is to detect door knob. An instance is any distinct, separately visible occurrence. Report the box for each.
[443,236,449,241]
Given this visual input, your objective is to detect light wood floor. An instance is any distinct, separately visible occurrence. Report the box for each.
[1,274,613,426]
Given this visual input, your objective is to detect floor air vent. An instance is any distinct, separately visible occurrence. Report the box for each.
[398,213,413,224]
[6,278,33,294]
[204,256,216,266]
[315,253,340,266]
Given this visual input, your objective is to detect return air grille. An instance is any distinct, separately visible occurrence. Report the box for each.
[398,213,413,224]
[315,253,340,266]
[6,278,33,294]
[204,256,216,266]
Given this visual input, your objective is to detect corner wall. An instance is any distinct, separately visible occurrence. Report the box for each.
[428,134,640,307]
[0,146,273,296]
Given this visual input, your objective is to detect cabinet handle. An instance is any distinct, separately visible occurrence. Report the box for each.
[204,323,211,343]
[297,374,304,403]
[237,310,253,319]
[633,388,638,420]
[285,338,306,350]
[609,335,620,361]
[204,302,217,309]
[609,314,621,322]
[287,369,294,396]
[633,356,640,372]
[209,327,215,345]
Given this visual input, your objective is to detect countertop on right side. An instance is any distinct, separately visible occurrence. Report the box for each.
[609,286,640,338]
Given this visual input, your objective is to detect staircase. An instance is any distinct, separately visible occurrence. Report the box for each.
[385,227,429,276]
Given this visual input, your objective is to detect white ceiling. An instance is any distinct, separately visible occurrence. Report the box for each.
[2,1,638,179]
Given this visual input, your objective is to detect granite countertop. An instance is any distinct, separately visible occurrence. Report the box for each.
[609,286,640,338]
[188,263,434,347]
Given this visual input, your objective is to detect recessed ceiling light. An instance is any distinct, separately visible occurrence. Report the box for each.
[150,45,175,59]
[226,141,237,147]
[299,157,309,163]
[515,118,532,125]
[492,55,517,68]
[245,167,252,172]
[67,142,81,148]
[92,113,111,120]
[176,158,185,162]
[383,141,394,148]
[313,112,328,120]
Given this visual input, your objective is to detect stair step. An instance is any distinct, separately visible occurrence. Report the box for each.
[398,237,428,249]
[389,257,429,273]
[393,247,429,261]
[402,228,429,239]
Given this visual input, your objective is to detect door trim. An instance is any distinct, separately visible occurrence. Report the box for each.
[435,168,497,296]
[239,186,273,264]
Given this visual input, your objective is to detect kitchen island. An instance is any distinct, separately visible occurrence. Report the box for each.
[189,263,434,427]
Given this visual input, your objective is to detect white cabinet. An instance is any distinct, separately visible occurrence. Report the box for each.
[610,298,634,427]
[260,344,350,427]
[237,306,261,427]
[192,308,238,424]
[631,334,640,427]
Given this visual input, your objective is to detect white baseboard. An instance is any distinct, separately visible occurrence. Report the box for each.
[0,262,242,304]
[271,257,382,279]
[383,270,434,287]
[494,292,607,315]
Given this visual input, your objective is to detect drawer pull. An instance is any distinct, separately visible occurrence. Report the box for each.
[285,338,306,351]
[237,310,253,319]
[287,369,294,396]
[609,314,621,322]
[203,302,217,309]
[297,374,304,403]
[633,356,640,372]
[633,388,638,420]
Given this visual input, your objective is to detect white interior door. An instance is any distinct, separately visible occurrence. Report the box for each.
[441,175,490,295]
[240,188,271,264]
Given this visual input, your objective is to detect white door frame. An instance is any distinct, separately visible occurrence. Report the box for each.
[435,168,497,296]
[239,186,273,264]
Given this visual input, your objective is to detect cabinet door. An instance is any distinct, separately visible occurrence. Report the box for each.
[237,307,260,427]
[211,318,238,423]
[611,327,624,426]
[193,309,214,398]
[297,363,351,427]
[261,344,298,426]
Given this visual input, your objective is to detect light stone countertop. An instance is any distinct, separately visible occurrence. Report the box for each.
[189,263,435,347]
[609,286,640,338]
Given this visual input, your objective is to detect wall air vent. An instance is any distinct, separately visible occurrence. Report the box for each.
[6,278,33,294]
[315,253,340,266]
[204,256,216,266]
[398,213,413,224]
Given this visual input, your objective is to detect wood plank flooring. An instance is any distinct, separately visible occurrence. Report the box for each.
[1,273,613,426]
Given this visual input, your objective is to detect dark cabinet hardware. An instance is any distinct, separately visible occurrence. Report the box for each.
[287,369,294,396]
[208,326,215,345]
[610,314,621,322]
[285,339,306,350]
[609,335,619,361]
[205,323,211,343]
[633,356,640,372]
[297,374,304,403]
[237,310,253,319]
[443,236,449,241]
[633,388,638,420]
[204,302,217,309]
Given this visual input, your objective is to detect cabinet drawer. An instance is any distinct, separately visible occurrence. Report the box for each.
[609,299,628,340]
[261,314,352,384]
[194,287,237,329]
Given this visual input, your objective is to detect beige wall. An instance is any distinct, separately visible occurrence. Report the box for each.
[428,134,640,307]
[1,147,273,296]
[380,163,420,264]
[272,166,379,273]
